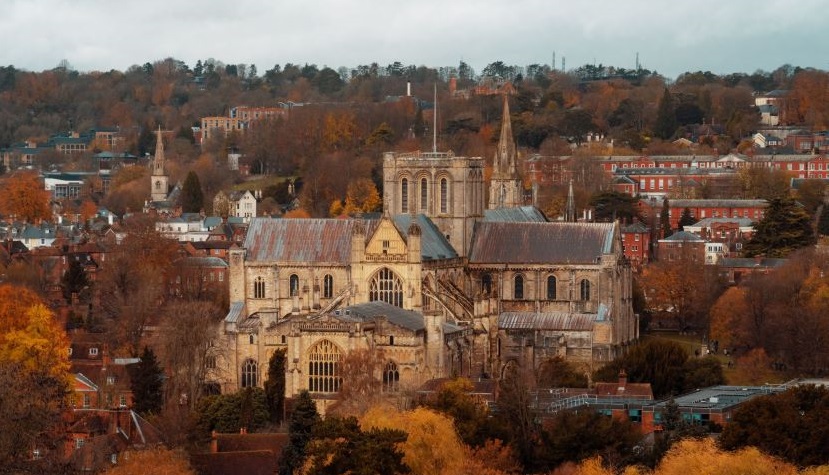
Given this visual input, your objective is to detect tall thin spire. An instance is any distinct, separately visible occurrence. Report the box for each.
[494,94,516,177]
[565,178,576,222]
[152,126,165,176]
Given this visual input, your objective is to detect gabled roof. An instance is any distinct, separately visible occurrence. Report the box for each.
[669,199,767,208]
[483,206,547,223]
[469,222,615,264]
[390,214,458,260]
[660,231,704,242]
[245,218,355,263]
[622,221,649,233]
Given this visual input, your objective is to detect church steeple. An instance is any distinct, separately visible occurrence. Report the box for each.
[488,94,523,210]
[150,126,169,202]
[565,179,576,222]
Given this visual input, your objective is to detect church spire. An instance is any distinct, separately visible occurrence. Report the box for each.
[565,179,576,222]
[152,126,165,176]
[487,94,523,210]
[150,126,169,202]
[494,94,516,178]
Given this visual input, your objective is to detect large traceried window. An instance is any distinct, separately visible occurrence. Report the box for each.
[401,178,409,213]
[383,361,400,392]
[580,279,591,301]
[420,178,428,212]
[308,339,342,393]
[289,274,299,297]
[254,276,265,299]
[547,275,557,300]
[241,358,258,388]
[514,274,524,300]
[440,177,449,213]
[369,268,403,307]
[323,274,334,299]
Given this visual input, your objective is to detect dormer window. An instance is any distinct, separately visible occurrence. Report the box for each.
[89,348,98,356]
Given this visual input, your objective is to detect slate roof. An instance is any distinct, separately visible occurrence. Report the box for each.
[225,302,245,324]
[498,312,597,331]
[176,256,228,267]
[483,206,548,223]
[334,301,425,332]
[469,222,615,264]
[688,217,755,227]
[669,199,768,208]
[719,257,788,268]
[622,221,649,233]
[660,231,704,242]
[390,214,457,260]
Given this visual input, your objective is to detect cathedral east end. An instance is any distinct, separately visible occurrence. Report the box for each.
[211,100,638,408]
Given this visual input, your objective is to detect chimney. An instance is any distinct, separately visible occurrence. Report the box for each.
[211,431,218,453]
[618,370,627,388]
[406,82,411,97]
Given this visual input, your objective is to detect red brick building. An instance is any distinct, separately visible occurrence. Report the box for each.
[621,221,650,269]
[667,199,767,231]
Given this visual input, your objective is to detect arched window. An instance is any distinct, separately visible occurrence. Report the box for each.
[155,180,161,190]
[308,340,342,393]
[514,274,524,299]
[323,274,333,299]
[440,177,449,213]
[420,178,428,212]
[401,178,409,213]
[383,361,400,392]
[547,275,557,300]
[241,358,258,388]
[481,274,492,295]
[254,276,265,299]
[580,279,591,301]
[289,274,299,297]
[369,268,403,307]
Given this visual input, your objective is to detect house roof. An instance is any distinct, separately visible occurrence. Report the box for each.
[469,222,615,264]
[669,199,767,208]
[660,231,704,242]
[498,312,597,331]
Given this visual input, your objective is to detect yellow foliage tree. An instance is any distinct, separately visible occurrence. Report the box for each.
[0,171,51,222]
[343,178,381,215]
[656,438,798,475]
[0,304,70,382]
[709,286,749,350]
[106,448,195,475]
[284,208,311,219]
[360,406,467,475]
[0,284,44,335]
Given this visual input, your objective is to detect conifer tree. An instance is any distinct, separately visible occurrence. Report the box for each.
[280,390,320,475]
[818,205,829,236]
[264,348,286,424]
[678,207,696,230]
[654,88,677,140]
[129,347,164,415]
[661,198,673,238]
[180,171,204,213]
[743,198,815,257]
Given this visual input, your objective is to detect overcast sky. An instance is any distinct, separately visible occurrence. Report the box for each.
[3,0,826,80]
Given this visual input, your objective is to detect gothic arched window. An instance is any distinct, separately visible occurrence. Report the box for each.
[155,180,161,191]
[420,178,428,212]
[440,177,449,214]
[401,178,409,213]
[514,274,524,300]
[241,358,258,388]
[580,279,591,301]
[481,274,492,295]
[369,268,403,307]
[383,361,400,392]
[308,339,342,393]
[323,274,334,299]
[289,274,299,297]
[254,276,265,299]
[547,275,557,300]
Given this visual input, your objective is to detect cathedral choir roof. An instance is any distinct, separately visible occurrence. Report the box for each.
[498,312,597,331]
[335,301,425,331]
[468,222,615,264]
[245,218,356,263]
[483,206,547,223]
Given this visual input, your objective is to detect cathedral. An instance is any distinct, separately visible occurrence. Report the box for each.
[211,96,637,408]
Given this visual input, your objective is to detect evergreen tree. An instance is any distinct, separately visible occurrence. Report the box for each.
[61,258,89,301]
[660,198,673,238]
[180,171,204,213]
[743,198,815,257]
[129,347,164,415]
[654,88,677,140]
[818,205,829,236]
[280,390,320,475]
[264,348,286,424]
[678,207,696,230]
[413,106,426,138]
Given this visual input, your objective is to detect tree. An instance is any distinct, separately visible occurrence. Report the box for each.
[677,208,696,230]
[330,348,384,417]
[588,191,641,223]
[61,258,90,302]
[418,378,495,447]
[129,346,164,415]
[654,88,677,140]
[818,205,829,236]
[301,416,409,475]
[660,198,672,237]
[281,390,321,475]
[195,388,270,434]
[744,198,815,257]
[180,171,205,213]
[657,438,801,475]
[0,171,51,222]
[720,385,829,467]
[536,356,589,388]
[343,178,382,216]
[264,348,286,424]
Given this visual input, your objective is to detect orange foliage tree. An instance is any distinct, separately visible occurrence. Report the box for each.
[0,171,51,222]
[107,448,195,475]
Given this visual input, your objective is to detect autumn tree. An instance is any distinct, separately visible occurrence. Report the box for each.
[657,438,801,475]
[654,88,677,140]
[744,198,815,257]
[418,378,497,447]
[129,346,164,415]
[330,348,384,417]
[0,171,51,222]
[301,416,408,475]
[536,356,589,388]
[342,178,382,216]
[264,348,287,424]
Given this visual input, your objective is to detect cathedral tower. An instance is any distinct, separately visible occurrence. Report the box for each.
[488,95,523,209]
[150,127,169,202]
